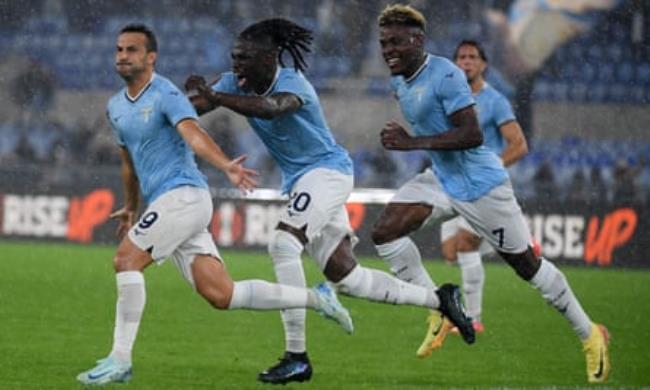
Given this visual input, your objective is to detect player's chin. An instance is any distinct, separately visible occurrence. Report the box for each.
[387,65,402,76]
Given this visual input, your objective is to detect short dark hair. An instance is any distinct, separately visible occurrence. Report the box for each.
[454,40,487,62]
[120,24,158,53]
[238,18,313,72]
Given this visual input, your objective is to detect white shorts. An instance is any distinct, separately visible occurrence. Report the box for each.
[390,168,457,226]
[440,216,495,257]
[449,180,531,254]
[128,186,220,287]
[279,168,355,270]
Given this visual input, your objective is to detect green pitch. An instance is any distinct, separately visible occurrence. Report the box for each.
[1,241,648,389]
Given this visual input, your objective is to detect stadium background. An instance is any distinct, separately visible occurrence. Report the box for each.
[1,0,648,267]
[1,0,650,388]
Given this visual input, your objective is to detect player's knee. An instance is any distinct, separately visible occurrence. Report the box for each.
[113,249,143,273]
[456,231,481,252]
[371,220,394,245]
[441,240,457,262]
[268,229,304,265]
[197,283,232,310]
[500,249,541,281]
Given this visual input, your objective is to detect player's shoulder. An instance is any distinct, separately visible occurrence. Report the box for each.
[427,54,464,84]
[277,67,309,87]
[482,83,511,105]
[107,89,125,112]
[150,73,183,95]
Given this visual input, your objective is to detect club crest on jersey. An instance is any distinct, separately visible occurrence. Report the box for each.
[414,87,425,103]
[140,107,153,123]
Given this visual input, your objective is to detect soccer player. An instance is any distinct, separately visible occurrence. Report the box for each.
[374,5,610,383]
[76,24,355,387]
[440,39,529,333]
[186,18,474,385]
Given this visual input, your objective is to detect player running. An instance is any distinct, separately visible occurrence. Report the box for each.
[374,5,610,383]
[186,18,474,385]
[439,39,529,333]
[76,24,354,387]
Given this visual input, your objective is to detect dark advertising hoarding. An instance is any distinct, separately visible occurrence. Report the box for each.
[0,187,646,268]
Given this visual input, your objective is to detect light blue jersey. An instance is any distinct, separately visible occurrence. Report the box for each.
[213,68,353,194]
[107,73,208,205]
[390,54,508,201]
[475,83,516,155]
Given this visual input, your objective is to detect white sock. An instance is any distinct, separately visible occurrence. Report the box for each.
[336,265,439,309]
[228,280,312,310]
[457,251,484,322]
[530,259,592,340]
[375,237,437,289]
[269,230,306,353]
[110,271,146,364]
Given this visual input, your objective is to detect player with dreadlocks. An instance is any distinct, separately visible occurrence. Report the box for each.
[186,18,474,384]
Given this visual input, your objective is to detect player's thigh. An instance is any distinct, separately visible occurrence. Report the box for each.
[451,181,531,254]
[172,229,221,289]
[306,204,357,273]
[129,186,214,264]
[278,168,353,241]
[191,253,232,309]
[456,216,494,255]
[373,169,454,242]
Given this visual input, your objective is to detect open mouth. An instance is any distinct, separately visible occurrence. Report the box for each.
[386,57,400,70]
[235,72,248,89]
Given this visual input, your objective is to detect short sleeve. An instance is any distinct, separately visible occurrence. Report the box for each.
[273,70,310,105]
[438,66,475,116]
[212,72,239,94]
[160,83,198,127]
[106,106,124,146]
[493,93,516,126]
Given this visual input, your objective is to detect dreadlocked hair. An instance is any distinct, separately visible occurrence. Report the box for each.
[378,4,426,32]
[239,18,313,72]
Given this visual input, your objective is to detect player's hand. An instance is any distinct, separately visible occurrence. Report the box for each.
[110,207,137,240]
[184,74,207,92]
[381,120,413,150]
[225,155,259,194]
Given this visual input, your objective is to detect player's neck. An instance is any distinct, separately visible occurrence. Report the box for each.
[404,53,427,79]
[126,70,154,99]
[254,67,278,95]
[470,78,484,94]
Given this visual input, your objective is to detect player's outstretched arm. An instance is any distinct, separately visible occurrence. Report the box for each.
[499,120,528,166]
[202,90,302,120]
[111,146,140,239]
[176,119,258,192]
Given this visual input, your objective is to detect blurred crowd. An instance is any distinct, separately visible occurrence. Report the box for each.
[2,112,649,204]
[1,0,649,205]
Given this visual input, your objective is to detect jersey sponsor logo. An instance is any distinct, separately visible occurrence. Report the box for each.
[445,72,454,78]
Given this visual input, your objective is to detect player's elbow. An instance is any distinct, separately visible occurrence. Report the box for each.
[465,127,483,148]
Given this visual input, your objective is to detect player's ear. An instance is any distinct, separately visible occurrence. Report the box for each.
[411,30,425,48]
[147,51,157,66]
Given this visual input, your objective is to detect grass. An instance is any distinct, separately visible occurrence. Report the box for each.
[0,240,648,389]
